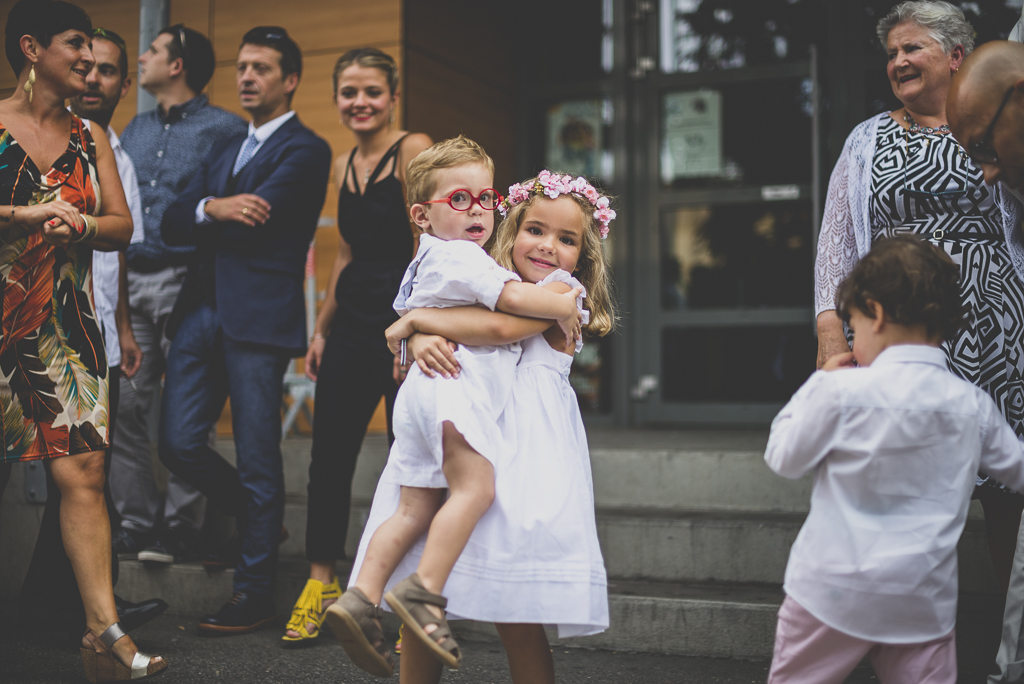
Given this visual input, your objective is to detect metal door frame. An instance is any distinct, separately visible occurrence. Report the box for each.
[622,1,823,425]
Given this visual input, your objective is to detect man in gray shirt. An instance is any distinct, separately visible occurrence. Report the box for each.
[116,24,246,565]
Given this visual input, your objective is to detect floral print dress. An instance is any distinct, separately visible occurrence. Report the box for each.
[0,115,108,463]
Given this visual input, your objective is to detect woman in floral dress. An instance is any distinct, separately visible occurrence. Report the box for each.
[0,1,165,680]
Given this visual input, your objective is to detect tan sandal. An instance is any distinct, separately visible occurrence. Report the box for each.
[80,622,167,682]
[324,587,395,678]
[384,573,461,669]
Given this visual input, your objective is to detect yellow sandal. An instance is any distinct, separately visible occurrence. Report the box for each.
[281,577,342,647]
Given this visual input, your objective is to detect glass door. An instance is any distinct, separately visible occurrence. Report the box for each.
[627,0,824,423]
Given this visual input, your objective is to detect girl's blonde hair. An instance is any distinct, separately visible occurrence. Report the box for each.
[491,180,617,336]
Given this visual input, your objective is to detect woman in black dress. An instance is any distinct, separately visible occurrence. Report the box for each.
[282,47,431,645]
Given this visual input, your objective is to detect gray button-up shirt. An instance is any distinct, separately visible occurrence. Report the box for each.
[121,94,246,272]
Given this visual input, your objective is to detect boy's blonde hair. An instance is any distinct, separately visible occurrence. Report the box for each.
[406,135,495,207]
[491,180,617,336]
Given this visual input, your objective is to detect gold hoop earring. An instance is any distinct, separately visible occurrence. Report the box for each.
[23,65,35,103]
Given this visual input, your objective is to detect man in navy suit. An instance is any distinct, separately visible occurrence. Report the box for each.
[159,26,331,634]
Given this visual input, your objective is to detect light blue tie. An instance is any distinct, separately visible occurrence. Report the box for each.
[232,133,259,176]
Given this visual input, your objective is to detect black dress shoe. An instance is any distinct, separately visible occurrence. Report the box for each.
[198,591,276,635]
[115,595,169,632]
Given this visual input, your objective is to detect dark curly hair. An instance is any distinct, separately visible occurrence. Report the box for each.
[836,234,964,341]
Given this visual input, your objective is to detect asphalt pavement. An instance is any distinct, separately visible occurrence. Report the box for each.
[1,611,884,684]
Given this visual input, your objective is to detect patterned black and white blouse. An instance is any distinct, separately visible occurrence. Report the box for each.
[870,116,1024,475]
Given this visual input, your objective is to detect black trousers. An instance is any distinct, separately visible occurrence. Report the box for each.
[18,367,122,628]
[305,336,396,562]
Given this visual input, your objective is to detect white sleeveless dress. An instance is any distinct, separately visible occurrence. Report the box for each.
[349,270,609,638]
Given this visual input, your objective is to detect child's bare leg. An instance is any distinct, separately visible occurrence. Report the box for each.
[495,623,555,684]
[417,421,495,597]
[356,486,446,604]
[399,630,444,684]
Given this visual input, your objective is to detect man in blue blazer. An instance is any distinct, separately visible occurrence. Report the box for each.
[160,26,331,634]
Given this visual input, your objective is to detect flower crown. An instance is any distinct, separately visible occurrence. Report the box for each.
[498,170,616,239]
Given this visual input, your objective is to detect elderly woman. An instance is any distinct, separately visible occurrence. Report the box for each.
[0,1,165,680]
[815,0,1024,594]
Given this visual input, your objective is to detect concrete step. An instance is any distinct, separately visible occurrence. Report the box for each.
[278,497,996,592]
[115,557,783,658]
[114,556,1005,661]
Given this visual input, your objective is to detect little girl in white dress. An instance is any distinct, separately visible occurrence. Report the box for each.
[363,171,616,682]
[327,140,585,678]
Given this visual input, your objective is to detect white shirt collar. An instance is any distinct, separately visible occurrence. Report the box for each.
[869,344,947,369]
[247,110,295,142]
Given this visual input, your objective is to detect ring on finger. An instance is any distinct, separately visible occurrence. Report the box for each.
[242,207,248,215]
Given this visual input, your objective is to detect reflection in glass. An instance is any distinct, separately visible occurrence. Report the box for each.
[546,99,614,182]
[662,325,815,402]
[661,202,813,310]
[660,79,812,189]
[660,0,822,73]
[570,336,612,414]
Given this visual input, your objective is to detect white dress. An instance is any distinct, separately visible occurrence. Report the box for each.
[350,270,610,638]
[385,233,522,488]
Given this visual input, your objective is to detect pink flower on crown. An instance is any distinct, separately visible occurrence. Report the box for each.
[596,196,610,209]
[599,225,610,239]
[583,185,600,203]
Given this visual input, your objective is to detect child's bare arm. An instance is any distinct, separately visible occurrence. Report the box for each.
[496,281,582,347]
[407,333,461,378]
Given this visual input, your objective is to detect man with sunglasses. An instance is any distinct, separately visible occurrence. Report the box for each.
[948,39,1024,684]
[116,26,246,568]
[158,26,331,635]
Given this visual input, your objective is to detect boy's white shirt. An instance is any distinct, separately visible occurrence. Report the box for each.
[766,344,1024,643]
[394,233,520,314]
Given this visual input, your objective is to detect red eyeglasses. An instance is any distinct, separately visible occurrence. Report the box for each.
[422,188,503,211]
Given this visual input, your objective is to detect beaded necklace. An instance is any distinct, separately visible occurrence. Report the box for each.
[904,112,951,135]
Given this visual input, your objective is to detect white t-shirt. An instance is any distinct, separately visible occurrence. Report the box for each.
[766,344,1024,643]
[85,120,144,368]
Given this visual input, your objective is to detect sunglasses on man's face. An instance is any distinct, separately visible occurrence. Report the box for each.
[968,86,1015,165]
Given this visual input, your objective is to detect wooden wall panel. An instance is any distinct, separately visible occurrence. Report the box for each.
[403,0,516,193]
[404,49,517,197]
[170,0,212,40]
[211,0,400,66]
[0,0,140,92]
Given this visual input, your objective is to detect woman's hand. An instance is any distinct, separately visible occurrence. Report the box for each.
[42,218,76,247]
[385,314,418,357]
[816,311,851,370]
[12,200,84,235]
[408,333,460,379]
[556,287,584,348]
[305,337,327,381]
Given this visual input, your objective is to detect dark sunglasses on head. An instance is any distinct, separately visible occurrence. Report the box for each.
[968,86,1015,165]
[92,27,127,58]
[171,24,188,64]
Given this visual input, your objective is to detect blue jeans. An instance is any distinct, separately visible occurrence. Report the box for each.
[159,304,291,595]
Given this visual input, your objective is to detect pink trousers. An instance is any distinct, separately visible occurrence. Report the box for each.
[768,596,957,684]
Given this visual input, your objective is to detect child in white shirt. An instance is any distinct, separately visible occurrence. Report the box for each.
[766,235,1024,684]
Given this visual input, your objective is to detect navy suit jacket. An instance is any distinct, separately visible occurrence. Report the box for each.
[161,114,331,355]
